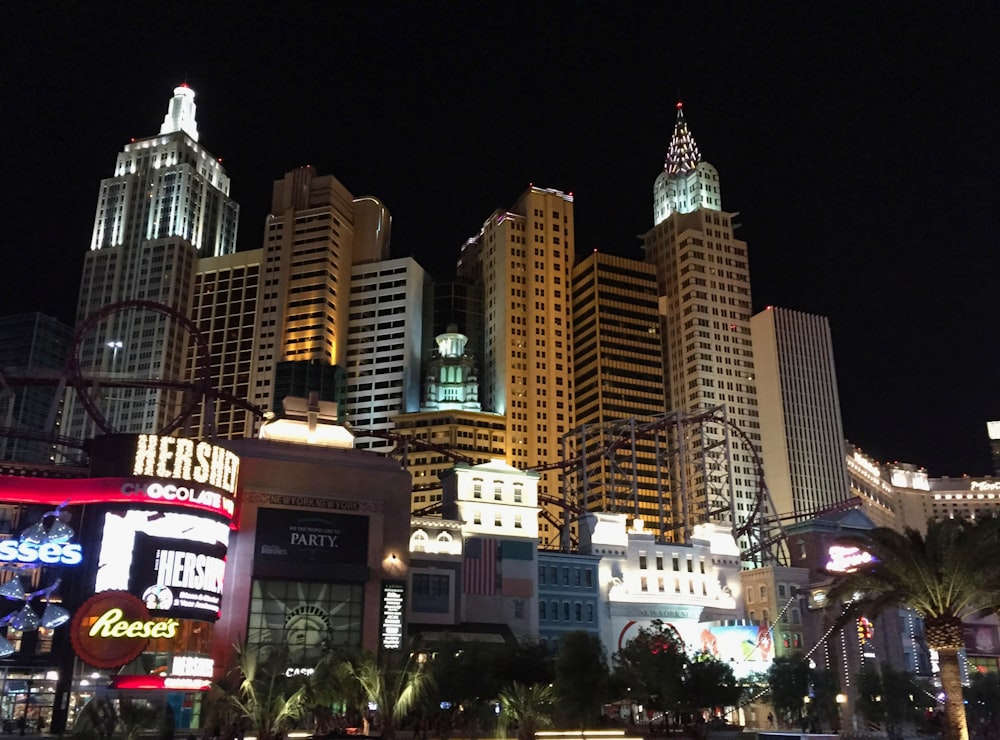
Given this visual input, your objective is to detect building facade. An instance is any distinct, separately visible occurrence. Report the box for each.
[68,85,239,440]
[344,257,430,453]
[457,187,576,547]
[641,104,761,549]
[751,307,850,518]
[570,251,670,538]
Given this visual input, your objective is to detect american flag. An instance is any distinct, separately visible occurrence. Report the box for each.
[463,537,498,595]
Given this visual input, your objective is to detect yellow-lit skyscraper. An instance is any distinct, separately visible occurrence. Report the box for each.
[642,104,762,550]
[457,186,575,547]
[570,252,672,538]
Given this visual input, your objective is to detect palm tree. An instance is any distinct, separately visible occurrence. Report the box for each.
[215,645,306,740]
[338,651,434,740]
[827,518,1000,740]
[496,682,555,740]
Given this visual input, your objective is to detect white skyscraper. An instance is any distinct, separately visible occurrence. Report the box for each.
[751,307,850,517]
[68,85,239,439]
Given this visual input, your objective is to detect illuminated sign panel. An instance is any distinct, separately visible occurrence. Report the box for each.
[121,481,235,518]
[0,540,82,566]
[96,510,230,621]
[380,582,405,651]
[132,435,239,496]
[71,591,177,669]
[254,508,368,571]
[825,545,874,573]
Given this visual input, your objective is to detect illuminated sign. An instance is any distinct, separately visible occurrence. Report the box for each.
[96,510,230,621]
[171,655,214,678]
[825,545,874,573]
[970,481,1000,492]
[0,540,82,566]
[121,481,235,518]
[132,435,239,496]
[380,582,405,651]
[88,608,179,639]
[71,591,176,669]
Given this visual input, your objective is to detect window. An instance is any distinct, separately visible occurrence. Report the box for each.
[778,583,787,598]
[586,603,594,622]
[563,602,570,621]
[672,556,679,571]
[639,553,647,570]
[759,585,767,600]
[494,513,502,527]
[539,602,547,620]
[575,603,582,621]
[562,568,570,586]
[585,569,592,588]
[539,565,546,585]
[656,555,664,570]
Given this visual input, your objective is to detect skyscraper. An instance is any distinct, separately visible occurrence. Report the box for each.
[457,187,575,546]
[344,257,429,452]
[750,307,850,517]
[250,166,391,417]
[642,104,762,548]
[0,313,73,463]
[570,252,672,537]
[69,85,239,438]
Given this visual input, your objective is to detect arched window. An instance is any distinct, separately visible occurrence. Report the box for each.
[410,530,428,553]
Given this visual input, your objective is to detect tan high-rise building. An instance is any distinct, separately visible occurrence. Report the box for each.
[642,104,762,550]
[570,252,673,538]
[751,307,850,518]
[188,249,263,439]
[457,186,575,547]
[251,166,390,416]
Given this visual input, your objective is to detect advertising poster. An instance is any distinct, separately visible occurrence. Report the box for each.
[95,509,230,621]
[254,508,369,578]
[963,624,1000,655]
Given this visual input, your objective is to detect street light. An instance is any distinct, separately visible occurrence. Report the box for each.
[106,340,123,369]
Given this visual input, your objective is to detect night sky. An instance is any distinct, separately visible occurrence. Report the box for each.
[5,3,999,476]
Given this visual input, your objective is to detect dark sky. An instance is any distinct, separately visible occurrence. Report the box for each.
[5,3,999,476]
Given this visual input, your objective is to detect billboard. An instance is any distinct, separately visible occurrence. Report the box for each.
[253,508,369,579]
[95,509,230,621]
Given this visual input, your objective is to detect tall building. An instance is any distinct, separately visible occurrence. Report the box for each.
[988,421,1000,477]
[344,257,429,452]
[250,166,391,418]
[457,187,576,547]
[750,307,850,518]
[69,85,239,438]
[189,249,263,439]
[642,104,761,549]
[570,252,672,537]
[0,313,73,463]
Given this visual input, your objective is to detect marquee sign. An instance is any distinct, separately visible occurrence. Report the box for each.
[380,582,405,651]
[132,435,239,496]
[71,591,178,669]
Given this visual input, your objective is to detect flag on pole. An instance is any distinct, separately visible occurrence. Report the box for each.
[463,537,498,595]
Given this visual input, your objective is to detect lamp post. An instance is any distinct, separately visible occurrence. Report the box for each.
[836,693,848,734]
[106,340,123,371]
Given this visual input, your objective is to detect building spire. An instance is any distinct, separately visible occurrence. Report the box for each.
[159,84,199,142]
[664,101,701,176]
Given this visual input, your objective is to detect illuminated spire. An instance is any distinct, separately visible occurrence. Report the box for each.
[664,101,701,176]
[159,84,199,142]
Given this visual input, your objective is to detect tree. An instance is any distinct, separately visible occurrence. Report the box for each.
[612,620,686,723]
[553,631,610,727]
[766,655,810,728]
[683,654,742,717]
[827,518,1000,740]
[338,651,434,740]
[496,682,555,740]
[214,644,305,740]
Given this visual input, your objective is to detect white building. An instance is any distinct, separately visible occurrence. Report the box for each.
[69,85,239,438]
[440,459,541,640]
[344,257,430,453]
[578,513,766,676]
[751,307,850,518]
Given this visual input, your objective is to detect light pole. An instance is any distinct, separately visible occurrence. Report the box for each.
[106,340,122,371]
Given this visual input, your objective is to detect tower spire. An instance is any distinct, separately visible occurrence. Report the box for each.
[664,101,701,176]
[159,84,199,142]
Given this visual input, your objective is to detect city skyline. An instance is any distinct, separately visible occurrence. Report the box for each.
[5,4,997,476]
